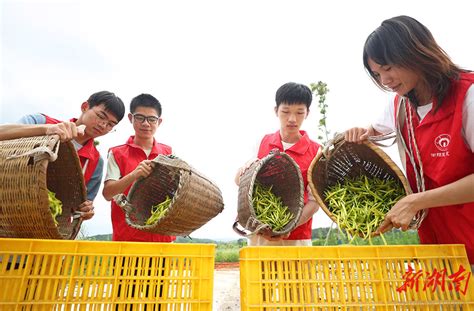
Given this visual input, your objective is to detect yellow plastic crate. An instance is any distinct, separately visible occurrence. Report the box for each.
[0,238,215,310]
[240,245,474,310]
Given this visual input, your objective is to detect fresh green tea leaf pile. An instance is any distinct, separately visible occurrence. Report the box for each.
[324,175,405,241]
[145,196,171,225]
[252,183,294,232]
[48,190,62,226]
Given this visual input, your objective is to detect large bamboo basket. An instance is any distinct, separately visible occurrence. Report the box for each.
[234,150,304,237]
[115,154,224,236]
[308,134,425,232]
[0,135,86,239]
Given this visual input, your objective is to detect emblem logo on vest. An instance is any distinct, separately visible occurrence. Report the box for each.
[432,134,450,158]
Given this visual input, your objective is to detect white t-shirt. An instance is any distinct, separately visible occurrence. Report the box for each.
[372,85,474,152]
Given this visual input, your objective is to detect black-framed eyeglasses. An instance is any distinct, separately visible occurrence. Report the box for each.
[132,113,160,124]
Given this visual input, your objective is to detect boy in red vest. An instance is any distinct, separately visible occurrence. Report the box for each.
[17,91,125,220]
[103,93,175,243]
[345,15,474,266]
[235,82,321,246]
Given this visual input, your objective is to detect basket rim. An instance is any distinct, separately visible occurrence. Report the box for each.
[123,154,224,235]
[307,138,412,224]
[243,150,304,235]
[0,135,86,240]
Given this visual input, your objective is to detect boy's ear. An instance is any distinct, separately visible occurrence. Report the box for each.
[274,106,278,115]
[80,101,90,112]
[306,108,310,119]
[157,117,163,126]
[128,113,133,123]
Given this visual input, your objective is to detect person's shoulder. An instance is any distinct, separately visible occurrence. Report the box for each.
[301,133,321,150]
[156,142,171,148]
[109,143,128,151]
[260,131,278,142]
[17,113,46,124]
[308,137,320,148]
[156,142,172,153]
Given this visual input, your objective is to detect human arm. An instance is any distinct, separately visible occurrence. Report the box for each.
[102,153,155,201]
[295,198,319,228]
[0,122,83,142]
[72,156,104,221]
[377,174,474,233]
[85,157,103,201]
[344,126,382,143]
[344,95,396,143]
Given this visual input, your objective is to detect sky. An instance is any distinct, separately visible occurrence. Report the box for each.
[1,0,474,241]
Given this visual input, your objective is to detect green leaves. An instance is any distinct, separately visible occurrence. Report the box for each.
[145,196,171,225]
[48,190,63,226]
[310,81,330,144]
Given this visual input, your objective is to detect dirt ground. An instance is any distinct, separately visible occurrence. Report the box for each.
[213,263,240,311]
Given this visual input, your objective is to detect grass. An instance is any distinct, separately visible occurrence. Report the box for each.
[215,229,420,262]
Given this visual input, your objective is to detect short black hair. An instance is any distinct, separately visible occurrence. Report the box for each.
[130,94,162,116]
[275,82,312,109]
[88,91,125,121]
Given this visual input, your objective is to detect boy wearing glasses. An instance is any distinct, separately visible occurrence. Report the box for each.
[17,91,125,220]
[103,93,175,243]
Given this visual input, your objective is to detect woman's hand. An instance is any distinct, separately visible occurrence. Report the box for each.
[376,193,420,233]
[344,126,376,143]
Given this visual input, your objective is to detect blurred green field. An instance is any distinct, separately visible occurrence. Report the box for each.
[212,228,420,262]
[84,228,420,263]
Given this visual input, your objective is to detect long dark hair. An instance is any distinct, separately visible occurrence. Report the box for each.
[363,15,463,108]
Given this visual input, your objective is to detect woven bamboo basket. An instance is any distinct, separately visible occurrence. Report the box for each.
[308,134,425,233]
[0,135,86,240]
[115,154,224,236]
[234,150,304,237]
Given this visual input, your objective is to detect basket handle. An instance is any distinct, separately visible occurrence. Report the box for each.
[232,221,251,237]
[233,219,273,237]
[269,148,281,156]
[320,133,346,158]
[368,132,397,147]
[114,194,133,213]
[6,137,60,163]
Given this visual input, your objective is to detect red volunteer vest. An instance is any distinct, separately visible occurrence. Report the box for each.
[110,136,175,242]
[44,115,100,184]
[395,72,474,263]
[258,130,320,240]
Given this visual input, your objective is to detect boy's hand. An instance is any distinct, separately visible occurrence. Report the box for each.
[344,126,375,143]
[45,122,85,142]
[132,160,155,180]
[77,200,95,220]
